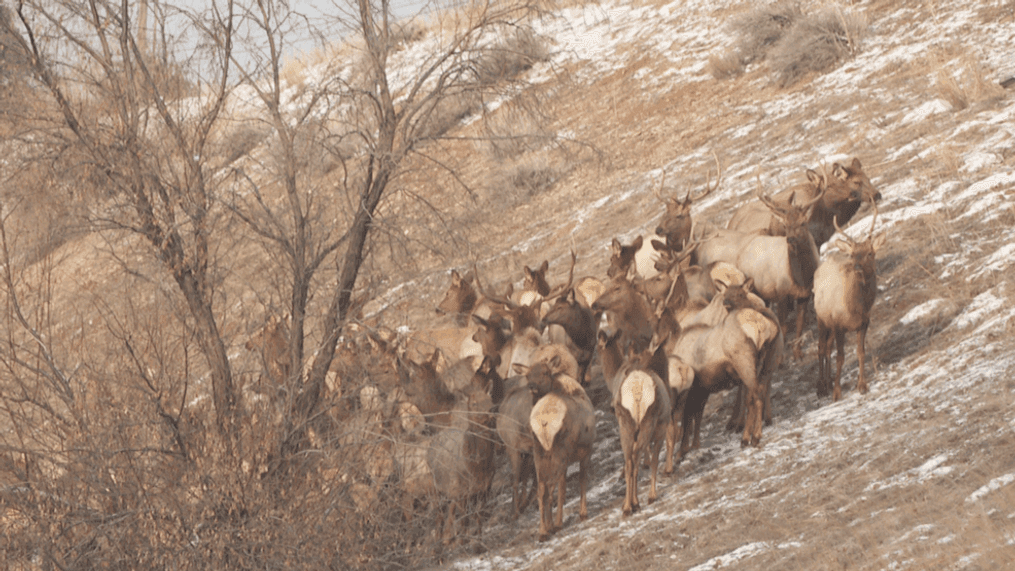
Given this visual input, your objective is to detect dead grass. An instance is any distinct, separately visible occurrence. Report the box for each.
[934,51,1007,111]
[710,3,868,87]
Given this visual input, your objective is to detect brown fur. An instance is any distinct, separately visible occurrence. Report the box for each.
[814,219,887,401]
[527,362,596,542]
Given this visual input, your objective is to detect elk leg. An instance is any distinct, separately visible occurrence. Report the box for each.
[731,353,762,447]
[793,295,809,361]
[519,455,536,515]
[623,437,636,516]
[579,454,590,521]
[726,385,744,433]
[833,330,846,401]
[554,470,566,531]
[856,325,869,394]
[816,323,831,397]
[537,478,551,542]
[648,425,663,504]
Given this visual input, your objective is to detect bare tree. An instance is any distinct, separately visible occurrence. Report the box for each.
[0,0,553,565]
[210,0,552,466]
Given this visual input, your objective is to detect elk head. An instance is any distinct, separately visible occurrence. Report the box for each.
[436,269,478,326]
[523,260,551,297]
[655,153,721,250]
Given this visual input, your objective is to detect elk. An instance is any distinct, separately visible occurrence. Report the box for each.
[592,276,656,354]
[574,275,606,308]
[426,355,502,546]
[496,344,578,519]
[697,189,822,359]
[654,154,722,250]
[814,207,887,401]
[526,356,596,542]
[658,281,781,452]
[398,348,456,432]
[727,158,882,247]
[245,313,292,389]
[598,329,673,514]
[541,288,597,385]
[496,374,538,518]
[608,235,669,281]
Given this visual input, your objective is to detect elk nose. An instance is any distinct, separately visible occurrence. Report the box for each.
[655,226,665,235]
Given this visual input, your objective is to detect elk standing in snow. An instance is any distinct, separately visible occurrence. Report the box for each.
[813,207,887,400]
[526,355,596,542]
[598,329,672,514]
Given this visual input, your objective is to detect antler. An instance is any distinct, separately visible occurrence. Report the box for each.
[654,170,668,203]
[472,264,517,309]
[867,199,879,242]
[544,249,578,301]
[689,151,722,203]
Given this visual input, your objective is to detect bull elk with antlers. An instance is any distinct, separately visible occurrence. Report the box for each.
[813,205,887,401]
[727,158,882,247]
[655,153,722,251]
[698,188,822,358]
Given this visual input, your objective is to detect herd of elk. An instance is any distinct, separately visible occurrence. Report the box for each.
[242,156,886,548]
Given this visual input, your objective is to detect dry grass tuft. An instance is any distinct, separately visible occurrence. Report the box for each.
[934,52,1006,111]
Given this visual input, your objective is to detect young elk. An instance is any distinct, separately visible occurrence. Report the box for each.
[526,355,596,542]
[813,207,887,401]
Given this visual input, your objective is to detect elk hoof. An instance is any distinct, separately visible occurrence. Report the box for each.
[538,533,551,543]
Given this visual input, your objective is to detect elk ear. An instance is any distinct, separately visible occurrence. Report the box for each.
[549,354,562,371]
[650,239,667,251]
[539,260,549,274]
[805,168,822,186]
[743,277,754,291]
[472,314,490,327]
[871,232,887,252]
[834,238,852,253]
[597,329,610,345]
[566,288,577,304]
[524,266,533,280]
[851,157,862,170]
[611,238,623,255]
[632,235,644,249]
[451,269,463,285]
[513,363,529,376]
[832,162,849,180]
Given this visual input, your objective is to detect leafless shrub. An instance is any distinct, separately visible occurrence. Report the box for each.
[768,5,868,87]
[487,154,565,205]
[730,2,804,68]
[711,3,867,87]
[476,27,550,85]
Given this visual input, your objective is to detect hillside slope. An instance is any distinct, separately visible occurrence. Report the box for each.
[404,0,1015,569]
